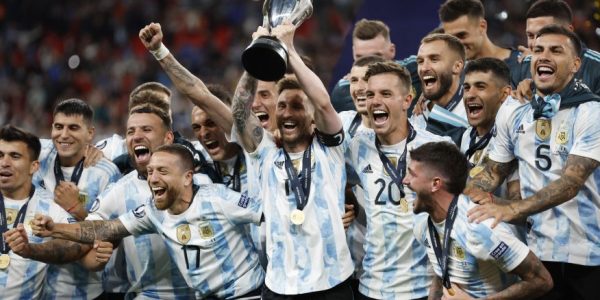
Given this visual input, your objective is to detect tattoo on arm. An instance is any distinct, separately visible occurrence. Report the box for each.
[466,158,517,193]
[487,252,552,300]
[160,55,198,95]
[231,72,262,151]
[517,154,599,219]
[428,276,443,300]
[56,220,130,245]
[29,240,91,264]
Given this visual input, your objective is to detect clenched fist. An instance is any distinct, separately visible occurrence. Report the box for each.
[139,22,164,51]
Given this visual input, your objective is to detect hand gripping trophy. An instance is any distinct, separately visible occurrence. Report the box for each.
[242,0,313,81]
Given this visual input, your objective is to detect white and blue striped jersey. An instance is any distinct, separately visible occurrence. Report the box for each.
[410,99,468,131]
[1,188,74,300]
[119,184,265,299]
[87,170,197,299]
[489,100,600,266]
[33,144,121,299]
[346,126,448,299]
[95,134,127,161]
[414,195,530,298]
[245,131,354,295]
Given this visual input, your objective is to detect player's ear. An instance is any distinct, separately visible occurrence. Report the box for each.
[183,170,193,187]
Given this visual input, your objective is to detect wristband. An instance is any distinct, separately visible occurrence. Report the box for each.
[488,192,495,204]
[150,43,170,61]
[67,203,79,213]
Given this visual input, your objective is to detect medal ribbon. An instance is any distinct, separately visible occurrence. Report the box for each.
[465,126,495,161]
[375,123,416,196]
[427,195,459,291]
[214,154,244,192]
[0,185,35,254]
[53,154,85,185]
[348,113,362,138]
[282,140,313,212]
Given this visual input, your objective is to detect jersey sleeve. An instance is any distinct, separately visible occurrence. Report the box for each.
[118,204,156,236]
[466,203,529,273]
[212,185,263,225]
[48,201,77,224]
[569,102,600,163]
[86,183,124,221]
[488,101,520,163]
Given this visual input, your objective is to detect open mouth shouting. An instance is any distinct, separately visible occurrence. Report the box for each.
[254,111,270,129]
[422,74,438,89]
[371,109,389,126]
[281,120,298,134]
[535,64,556,82]
[466,102,484,119]
[0,170,13,182]
[152,186,167,198]
[133,145,151,164]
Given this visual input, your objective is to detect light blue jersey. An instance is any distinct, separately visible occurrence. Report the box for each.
[490,99,600,266]
[87,170,196,299]
[120,184,264,298]
[34,142,121,299]
[346,125,446,299]
[1,188,73,300]
[414,195,530,298]
[95,134,127,161]
[245,132,354,295]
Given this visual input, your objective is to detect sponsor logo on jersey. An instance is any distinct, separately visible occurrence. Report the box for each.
[133,204,146,218]
[490,241,509,259]
[95,140,108,150]
[362,164,373,174]
[516,124,525,134]
[238,193,250,208]
[176,224,191,245]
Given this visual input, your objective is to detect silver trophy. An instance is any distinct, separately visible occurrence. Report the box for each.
[242,0,313,81]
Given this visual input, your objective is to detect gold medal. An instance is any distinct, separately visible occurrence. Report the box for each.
[290,209,305,225]
[447,287,455,296]
[0,254,10,270]
[469,165,484,178]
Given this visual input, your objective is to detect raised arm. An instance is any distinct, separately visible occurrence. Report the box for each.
[32,214,131,245]
[231,71,262,152]
[272,23,341,134]
[139,22,233,133]
[464,157,517,196]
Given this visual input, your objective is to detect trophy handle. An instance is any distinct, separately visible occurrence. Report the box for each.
[262,0,272,30]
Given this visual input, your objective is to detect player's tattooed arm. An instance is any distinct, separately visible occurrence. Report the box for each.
[514,154,599,220]
[28,240,92,264]
[428,276,443,300]
[51,220,131,245]
[486,251,553,300]
[465,158,517,194]
[231,72,262,152]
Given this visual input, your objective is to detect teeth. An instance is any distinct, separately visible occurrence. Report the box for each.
[423,75,435,81]
[373,110,387,115]
[538,66,553,72]
[204,140,217,146]
[134,145,148,151]
[255,112,267,117]
[284,121,295,126]
[467,103,482,108]
[152,187,165,191]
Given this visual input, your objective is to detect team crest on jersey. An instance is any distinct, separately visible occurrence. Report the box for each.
[535,119,551,141]
[399,198,409,213]
[176,224,191,245]
[556,121,569,145]
[453,245,466,261]
[198,221,214,239]
[5,208,17,225]
[78,192,89,204]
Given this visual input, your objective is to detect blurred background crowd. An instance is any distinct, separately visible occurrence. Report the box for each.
[1,0,598,141]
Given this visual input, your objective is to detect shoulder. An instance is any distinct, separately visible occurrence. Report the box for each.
[583,48,600,65]
[413,127,453,145]
[91,158,120,176]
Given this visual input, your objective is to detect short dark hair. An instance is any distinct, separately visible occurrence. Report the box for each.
[0,125,41,160]
[153,144,194,172]
[439,0,484,23]
[353,19,391,41]
[129,104,173,130]
[536,24,582,56]
[364,61,412,93]
[464,57,510,86]
[421,33,466,61]
[409,142,468,195]
[353,55,386,68]
[53,98,94,125]
[277,77,303,94]
[527,0,572,24]
[206,83,232,107]
[129,82,171,113]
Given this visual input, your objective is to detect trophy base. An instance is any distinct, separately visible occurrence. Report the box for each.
[242,36,288,82]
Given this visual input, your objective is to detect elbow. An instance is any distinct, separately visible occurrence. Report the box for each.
[533,267,554,297]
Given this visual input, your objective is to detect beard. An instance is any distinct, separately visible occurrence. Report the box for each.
[413,191,434,215]
[423,71,453,101]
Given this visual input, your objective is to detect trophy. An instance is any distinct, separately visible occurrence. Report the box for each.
[242,0,313,81]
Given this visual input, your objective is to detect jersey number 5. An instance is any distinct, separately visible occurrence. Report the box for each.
[535,144,552,171]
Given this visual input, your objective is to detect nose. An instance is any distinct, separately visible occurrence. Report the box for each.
[0,155,10,167]
[401,174,411,186]
[357,78,367,92]
[251,98,262,110]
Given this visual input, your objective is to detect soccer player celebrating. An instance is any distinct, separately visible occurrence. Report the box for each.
[0,125,106,299]
[346,61,451,299]
[33,98,121,299]
[408,142,553,299]
[466,25,600,299]
[231,23,354,298]
[413,33,468,144]
[32,144,265,299]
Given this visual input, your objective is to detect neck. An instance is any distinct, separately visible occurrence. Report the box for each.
[475,121,494,137]
[60,152,85,167]
[220,144,241,162]
[1,182,33,200]
[283,138,311,153]
[168,186,193,215]
[360,113,372,128]
[430,78,461,109]
[430,192,456,223]
[536,77,573,98]
[377,120,408,145]
[476,38,509,60]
